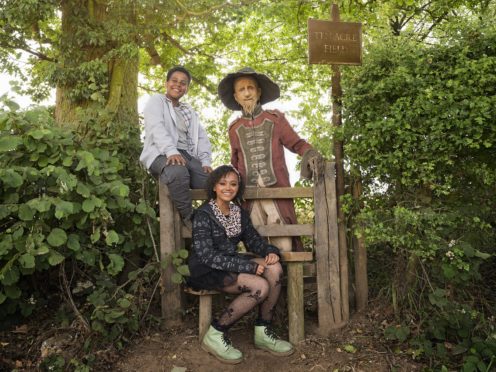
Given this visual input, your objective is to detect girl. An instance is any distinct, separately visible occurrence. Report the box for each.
[187,165,294,364]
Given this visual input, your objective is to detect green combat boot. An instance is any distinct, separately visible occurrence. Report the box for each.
[201,325,243,364]
[254,325,294,356]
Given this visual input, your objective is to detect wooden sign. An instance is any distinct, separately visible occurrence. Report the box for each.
[308,19,362,65]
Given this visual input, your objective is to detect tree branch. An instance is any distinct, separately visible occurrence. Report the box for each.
[0,40,56,62]
[419,10,450,41]
[144,41,161,66]
[138,84,160,94]
[59,263,91,334]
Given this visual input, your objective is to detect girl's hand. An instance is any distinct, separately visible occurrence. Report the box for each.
[256,264,265,275]
[265,253,280,265]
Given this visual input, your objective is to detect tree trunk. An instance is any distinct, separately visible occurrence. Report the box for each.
[55,0,138,129]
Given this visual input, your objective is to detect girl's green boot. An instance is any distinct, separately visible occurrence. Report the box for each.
[201,325,243,364]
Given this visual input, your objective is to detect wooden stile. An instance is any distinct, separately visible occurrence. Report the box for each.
[159,160,352,339]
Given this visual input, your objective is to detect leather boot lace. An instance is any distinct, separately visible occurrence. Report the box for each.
[264,326,279,341]
[222,333,233,348]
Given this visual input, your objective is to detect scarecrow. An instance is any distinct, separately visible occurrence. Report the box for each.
[218,67,321,251]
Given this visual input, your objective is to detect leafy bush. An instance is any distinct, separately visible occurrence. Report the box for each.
[343,14,496,370]
[0,98,161,359]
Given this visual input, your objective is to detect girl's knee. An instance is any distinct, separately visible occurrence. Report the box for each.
[272,262,283,275]
[253,278,270,301]
[266,262,283,279]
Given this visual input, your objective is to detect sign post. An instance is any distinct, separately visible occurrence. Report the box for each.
[308,3,365,332]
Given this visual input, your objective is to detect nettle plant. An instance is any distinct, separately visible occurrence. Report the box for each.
[0,100,162,342]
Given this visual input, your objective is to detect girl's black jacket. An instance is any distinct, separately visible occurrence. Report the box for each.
[187,203,280,278]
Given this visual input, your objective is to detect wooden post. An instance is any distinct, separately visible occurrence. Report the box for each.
[281,251,313,343]
[331,3,350,321]
[286,262,304,344]
[314,159,333,333]
[308,1,362,331]
[159,182,182,326]
[324,161,346,327]
[314,160,346,332]
[352,178,368,310]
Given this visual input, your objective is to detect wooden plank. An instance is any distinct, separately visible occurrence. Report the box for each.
[313,159,334,332]
[324,162,344,326]
[287,262,304,344]
[159,182,182,325]
[181,223,314,239]
[190,186,314,200]
[280,251,314,262]
[189,189,207,200]
[184,288,219,296]
[255,224,314,237]
[198,294,213,341]
[244,187,314,199]
[326,163,350,321]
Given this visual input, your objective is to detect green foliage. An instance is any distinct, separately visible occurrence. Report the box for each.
[39,354,66,371]
[344,8,496,369]
[0,99,158,351]
[162,248,190,284]
[385,324,410,342]
[88,289,139,341]
[383,290,496,369]
[408,297,496,370]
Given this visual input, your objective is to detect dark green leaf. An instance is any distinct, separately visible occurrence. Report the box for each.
[18,204,35,221]
[2,170,23,188]
[0,136,22,152]
[48,250,65,266]
[177,264,190,276]
[67,234,80,251]
[1,267,19,285]
[19,253,36,269]
[171,272,183,284]
[105,230,119,246]
[4,285,21,299]
[106,253,124,276]
[47,228,68,247]
[76,182,91,198]
[117,298,131,308]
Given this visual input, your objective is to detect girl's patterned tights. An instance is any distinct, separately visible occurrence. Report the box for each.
[215,262,283,330]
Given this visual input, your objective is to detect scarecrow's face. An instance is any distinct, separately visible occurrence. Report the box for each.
[233,76,261,114]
